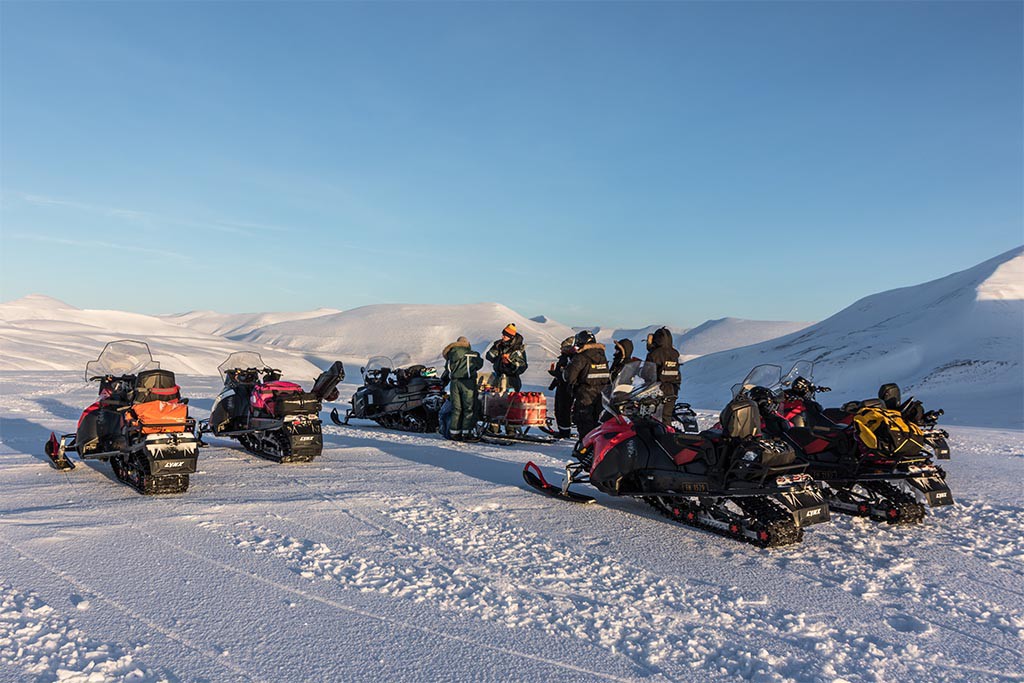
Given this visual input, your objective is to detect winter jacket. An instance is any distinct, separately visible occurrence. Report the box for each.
[564,343,611,406]
[442,337,484,384]
[645,327,681,391]
[486,332,528,377]
[610,338,637,379]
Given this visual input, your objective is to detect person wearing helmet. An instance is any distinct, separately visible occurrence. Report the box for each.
[645,327,681,424]
[486,323,528,392]
[563,330,611,439]
[547,336,576,439]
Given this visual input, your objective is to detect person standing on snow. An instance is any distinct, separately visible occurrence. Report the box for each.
[442,336,484,441]
[563,330,611,439]
[486,323,528,392]
[547,336,576,439]
[645,327,681,424]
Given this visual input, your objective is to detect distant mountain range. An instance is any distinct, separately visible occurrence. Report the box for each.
[2,246,1020,426]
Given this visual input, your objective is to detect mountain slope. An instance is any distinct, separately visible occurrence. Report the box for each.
[159,308,341,339]
[240,302,577,383]
[0,295,322,378]
[680,246,1024,428]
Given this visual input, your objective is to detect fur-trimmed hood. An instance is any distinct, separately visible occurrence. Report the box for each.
[442,336,471,358]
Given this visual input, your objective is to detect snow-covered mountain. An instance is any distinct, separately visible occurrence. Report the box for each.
[582,319,811,362]
[0,295,322,379]
[681,246,1024,428]
[238,302,576,383]
[159,308,341,339]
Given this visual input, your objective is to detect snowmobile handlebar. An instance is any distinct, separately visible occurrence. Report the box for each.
[89,374,134,383]
[816,385,831,393]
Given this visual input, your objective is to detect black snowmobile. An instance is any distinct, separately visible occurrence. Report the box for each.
[747,361,952,525]
[202,352,344,463]
[332,354,445,433]
[523,361,830,548]
[44,340,201,495]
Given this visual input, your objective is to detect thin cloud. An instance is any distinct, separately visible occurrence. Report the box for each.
[10,233,191,261]
[9,191,291,238]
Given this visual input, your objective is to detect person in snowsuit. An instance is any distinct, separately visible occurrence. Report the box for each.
[442,336,484,441]
[547,336,576,438]
[609,338,639,379]
[486,323,528,392]
[645,327,681,424]
[563,330,611,440]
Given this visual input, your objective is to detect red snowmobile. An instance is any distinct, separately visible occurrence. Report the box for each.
[44,340,201,495]
[523,361,829,548]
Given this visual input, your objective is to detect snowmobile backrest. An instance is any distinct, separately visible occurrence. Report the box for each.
[311,361,345,400]
[719,397,761,440]
[878,383,902,410]
[134,369,180,403]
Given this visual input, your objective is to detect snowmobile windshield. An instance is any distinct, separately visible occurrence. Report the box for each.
[732,364,782,397]
[781,360,815,389]
[85,340,159,381]
[604,361,662,415]
[363,353,411,377]
[218,352,266,380]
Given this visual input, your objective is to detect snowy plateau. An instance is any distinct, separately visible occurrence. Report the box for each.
[0,247,1022,682]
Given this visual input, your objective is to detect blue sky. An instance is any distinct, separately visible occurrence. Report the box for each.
[1,1,1021,328]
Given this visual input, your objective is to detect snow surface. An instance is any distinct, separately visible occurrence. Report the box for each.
[681,247,1024,429]
[1,372,1022,682]
[158,308,341,339]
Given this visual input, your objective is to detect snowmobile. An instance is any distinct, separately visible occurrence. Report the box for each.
[742,361,952,524]
[44,340,200,495]
[821,382,951,460]
[203,352,344,463]
[523,361,830,548]
[331,354,445,433]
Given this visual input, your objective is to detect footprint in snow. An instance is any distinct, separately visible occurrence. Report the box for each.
[885,613,931,634]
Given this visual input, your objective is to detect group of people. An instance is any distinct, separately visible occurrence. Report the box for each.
[439,322,681,442]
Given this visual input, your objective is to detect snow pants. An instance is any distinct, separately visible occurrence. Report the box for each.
[449,378,478,436]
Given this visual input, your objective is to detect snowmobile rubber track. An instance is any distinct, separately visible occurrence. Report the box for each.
[111,455,190,495]
[643,495,803,548]
[827,480,926,525]
[238,431,318,464]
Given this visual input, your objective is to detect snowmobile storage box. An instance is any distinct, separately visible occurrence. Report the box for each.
[272,392,322,418]
[720,397,761,439]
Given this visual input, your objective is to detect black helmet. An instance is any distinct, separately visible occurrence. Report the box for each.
[574,330,595,347]
[790,376,814,398]
[748,386,778,416]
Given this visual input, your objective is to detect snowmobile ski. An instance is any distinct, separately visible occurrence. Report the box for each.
[45,432,75,471]
[522,462,595,504]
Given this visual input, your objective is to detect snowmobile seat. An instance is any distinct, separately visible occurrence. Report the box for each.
[720,397,761,439]
[311,361,345,400]
[878,383,902,410]
[134,370,181,403]
[664,431,716,468]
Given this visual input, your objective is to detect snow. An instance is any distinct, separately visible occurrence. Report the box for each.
[681,246,1024,429]
[1,372,1022,682]
[0,296,323,380]
[157,308,341,339]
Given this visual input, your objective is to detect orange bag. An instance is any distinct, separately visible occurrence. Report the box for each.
[131,401,189,434]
